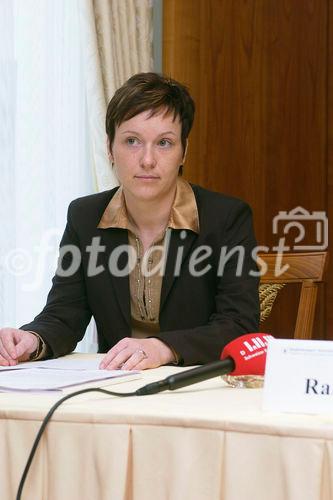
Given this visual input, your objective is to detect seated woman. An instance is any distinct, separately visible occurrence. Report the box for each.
[0,72,259,370]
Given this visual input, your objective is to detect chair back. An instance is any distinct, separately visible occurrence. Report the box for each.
[258,252,328,339]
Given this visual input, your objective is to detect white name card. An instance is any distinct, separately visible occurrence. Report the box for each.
[263,338,333,415]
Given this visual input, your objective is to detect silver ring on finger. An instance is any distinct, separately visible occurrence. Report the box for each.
[136,349,148,359]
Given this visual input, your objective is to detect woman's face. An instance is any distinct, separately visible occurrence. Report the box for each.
[110,109,184,205]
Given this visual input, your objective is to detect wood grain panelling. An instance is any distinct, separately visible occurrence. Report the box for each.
[328,0,333,339]
[163,0,330,339]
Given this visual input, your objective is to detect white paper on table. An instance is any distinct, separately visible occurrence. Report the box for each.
[0,368,139,392]
[35,358,103,370]
[0,358,103,371]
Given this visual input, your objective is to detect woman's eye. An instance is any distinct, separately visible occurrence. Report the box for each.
[126,137,139,146]
[159,139,172,147]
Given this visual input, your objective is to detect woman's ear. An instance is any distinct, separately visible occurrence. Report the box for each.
[183,139,188,163]
[106,137,113,163]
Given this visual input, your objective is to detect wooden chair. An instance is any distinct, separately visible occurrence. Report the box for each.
[258,252,328,339]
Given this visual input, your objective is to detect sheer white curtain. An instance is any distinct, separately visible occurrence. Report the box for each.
[79,0,153,191]
[0,0,155,354]
[0,0,95,350]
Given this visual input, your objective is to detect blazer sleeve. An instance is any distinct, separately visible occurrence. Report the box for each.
[157,200,260,366]
[20,202,92,357]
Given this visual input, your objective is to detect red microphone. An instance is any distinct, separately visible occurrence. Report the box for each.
[136,333,273,395]
[221,333,273,376]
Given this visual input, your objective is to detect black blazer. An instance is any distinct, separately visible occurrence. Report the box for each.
[22,184,260,366]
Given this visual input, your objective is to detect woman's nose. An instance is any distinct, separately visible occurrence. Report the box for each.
[140,145,156,168]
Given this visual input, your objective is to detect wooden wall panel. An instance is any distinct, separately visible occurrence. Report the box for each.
[328,0,333,340]
[163,0,330,339]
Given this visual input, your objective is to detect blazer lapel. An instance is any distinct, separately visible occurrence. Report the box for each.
[97,228,131,327]
[97,227,197,325]
[160,229,197,312]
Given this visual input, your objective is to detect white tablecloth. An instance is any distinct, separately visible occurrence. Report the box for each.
[1,354,333,500]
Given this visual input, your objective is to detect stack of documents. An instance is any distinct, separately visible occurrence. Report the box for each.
[0,358,138,392]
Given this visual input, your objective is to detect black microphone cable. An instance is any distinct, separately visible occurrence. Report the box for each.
[16,387,136,500]
[16,358,235,499]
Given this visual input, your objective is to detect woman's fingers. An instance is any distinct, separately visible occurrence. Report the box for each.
[121,349,149,371]
[99,337,175,371]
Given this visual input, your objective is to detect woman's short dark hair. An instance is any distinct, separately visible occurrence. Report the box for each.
[105,72,195,155]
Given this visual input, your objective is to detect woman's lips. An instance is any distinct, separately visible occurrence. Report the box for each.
[135,175,159,180]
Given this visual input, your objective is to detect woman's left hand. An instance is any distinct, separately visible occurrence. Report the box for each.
[99,337,176,370]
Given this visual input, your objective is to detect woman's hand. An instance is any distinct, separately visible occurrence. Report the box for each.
[0,328,39,366]
[99,337,176,371]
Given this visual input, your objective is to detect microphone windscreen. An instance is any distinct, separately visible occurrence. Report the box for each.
[220,333,273,376]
